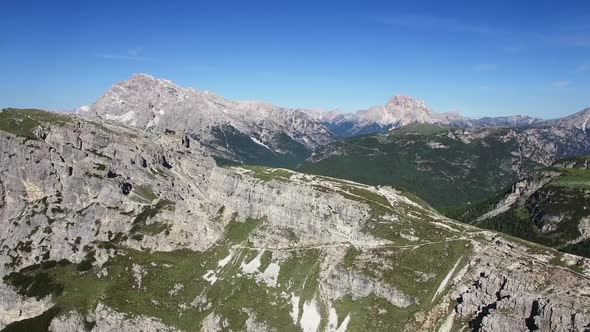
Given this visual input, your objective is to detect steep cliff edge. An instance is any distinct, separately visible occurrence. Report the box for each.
[459,155,590,259]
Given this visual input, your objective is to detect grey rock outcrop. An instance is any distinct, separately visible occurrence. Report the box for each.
[50,303,179,332]
[0,113,219,273]
[453,239,590,332]
[206,168,380,247]
[322,268,416,308]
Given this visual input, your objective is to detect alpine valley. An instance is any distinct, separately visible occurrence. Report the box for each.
[1,74,590,332]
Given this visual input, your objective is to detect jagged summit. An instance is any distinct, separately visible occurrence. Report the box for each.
[547,107,590,131]
[131,72,156,80]
[81,74,335,166]
[315,94,462,137]
[385,95,431,112]
[360,97,448,127]
[311,93,557,138]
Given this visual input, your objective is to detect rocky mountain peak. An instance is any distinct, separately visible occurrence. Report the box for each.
[545,107,590,131]
[119,73,192,97]
[121,73,168,91]
[81,74,335,164]
[385,95,432,113]
[353,95,446,128]
[129,72,157,82]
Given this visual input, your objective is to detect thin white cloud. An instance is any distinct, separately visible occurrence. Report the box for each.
[372,13,501,35]
[473,63,499,72]
[127,47,142,56]
[553,16,590,48]
[372,12,590,52]
[476,84,497,91]
[185,64,218,71]
[552,80,572,88]
[554,34,590,47]
[96,48,154,61]
[575,61,590,73]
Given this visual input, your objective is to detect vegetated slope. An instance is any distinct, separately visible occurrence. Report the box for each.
[80,74,333,168]
[298,122,590,210]
[0,109,590,331]
[453,155,590,258]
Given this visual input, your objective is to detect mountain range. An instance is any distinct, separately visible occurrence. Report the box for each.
[303,95,542,138]
[299,115,590,209]
[80,74,559,166]
[78,73,590,246]
[0,108,589,331]
[2,74,590,331]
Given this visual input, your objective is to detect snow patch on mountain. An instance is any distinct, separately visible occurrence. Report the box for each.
[250,136,271,150]
[300,298,321,332]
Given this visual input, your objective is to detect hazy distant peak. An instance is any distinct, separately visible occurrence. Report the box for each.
[130,72,156,80]
[546,107,590,131]
[386,95,431,112]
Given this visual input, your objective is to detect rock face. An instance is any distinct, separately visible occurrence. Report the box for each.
[81,74,334,166]
[462,155,590,259]
[452,237,590,332]
[545,107,590,131]
[1,109,590,332]
[322,268,416,308]
[49,303,180,332]
[0,109,219,267]
[299,123,590,209]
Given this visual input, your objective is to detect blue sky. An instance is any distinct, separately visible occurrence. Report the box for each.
[1,0,589,118]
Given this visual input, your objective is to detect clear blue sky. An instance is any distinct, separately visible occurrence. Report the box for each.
[1,0,589,118]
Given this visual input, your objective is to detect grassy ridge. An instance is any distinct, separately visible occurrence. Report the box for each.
[0,108,72,139]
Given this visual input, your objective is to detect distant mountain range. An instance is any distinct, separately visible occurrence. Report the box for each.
[303,95,542,138]
[2,74,590,330]
[80,74,571,166]
[80,73,590,209]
